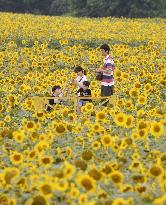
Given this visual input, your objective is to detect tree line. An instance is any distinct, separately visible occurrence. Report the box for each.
[0,0,165,18]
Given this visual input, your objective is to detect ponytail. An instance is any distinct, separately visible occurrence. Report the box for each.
[83,69,87,75]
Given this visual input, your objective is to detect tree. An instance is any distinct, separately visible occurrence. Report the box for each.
[49,0,69,15]
[0,0,165,17]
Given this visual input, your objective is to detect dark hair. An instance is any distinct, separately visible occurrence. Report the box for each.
[83,81,90,87]
[100,44,110,53]
[74,66,86,75]
[52,85,61,92]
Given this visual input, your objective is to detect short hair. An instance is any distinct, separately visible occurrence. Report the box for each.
[83,81,90,87]
[74,66,83,73]
[52,85,61,92]
[100,44,110,53]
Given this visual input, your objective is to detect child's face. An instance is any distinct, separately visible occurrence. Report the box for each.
[53,89,61,95]
[101,49,108,56]
[83,85,88,90]
[76,71,83,76]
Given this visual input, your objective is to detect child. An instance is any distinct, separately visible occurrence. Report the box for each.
[72,66,87,90]
[96,44,115,106]
[45,85,63,112]
[77,81,92,113]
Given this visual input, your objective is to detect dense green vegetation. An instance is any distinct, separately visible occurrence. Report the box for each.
[0,0,165,17]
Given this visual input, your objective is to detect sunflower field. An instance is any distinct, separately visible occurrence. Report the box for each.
[0,12,166,205]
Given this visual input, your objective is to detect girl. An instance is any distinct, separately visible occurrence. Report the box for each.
[72,66,87,90]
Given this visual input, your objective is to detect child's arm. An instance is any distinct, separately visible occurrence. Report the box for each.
[72,80,84,88]
[77,88,82,97]
[97,58,114,74]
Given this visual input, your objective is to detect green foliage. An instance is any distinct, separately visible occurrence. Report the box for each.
[0,0,165,17]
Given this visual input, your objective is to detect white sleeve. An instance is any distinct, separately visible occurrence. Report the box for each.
[82,75,87,82]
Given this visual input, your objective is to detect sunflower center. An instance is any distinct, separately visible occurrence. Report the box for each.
[81,178,93,190]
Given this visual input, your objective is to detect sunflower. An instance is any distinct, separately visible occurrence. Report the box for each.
[0,194,9,205]
[161,153,166,162]
[26,121,36,131]
[81,105,87,114]
[149,164,163,177]
[129,160,142,171]
[39,182,54,198]
[9,198,17,205]
[137,120,149,130]
[0,121,5,128]
[137,95,147,105]
[96,111,106,122]
[77,174,96,192]
[10,151,23,165]
[82,150,93,161]
[35,111,45,121]
[23,99,33,110]
[4,115,11,123]
[61,107,69,117]
[91,123,102,133]
[150,121,164,138]
[114,112,127,127]
[0,103,3,112]
[153,194,166,205]
[34,141,49,154]
[136,185,146,193]
[68,186,80,199]
[84,102,94,113]
[25,195,48,205]
[112,198,127,205]
[101,134,112,148]
[114,69,122,78]
[66,146,73,157]
[91,141,101,150]
[90,80,98,87]
[78,193,88,205]
[120,184,133,193]
[55,180,69,192]
[55,122,67,135]
[88,168,102,181]
[39,155,53,166]
[137,128,148,138]
[129,88,139,98]
[13,130,25,143]
[144,83,152,92]
[27,150,37,161]
[74,160,87,171]
[134,81,142,89]
[125,99,134,111]
[137,109,145,118]
[110,171,124,184]
[2,167,20,185]
[30,132,39,142]
[63,161,75,179]
[124,115,134,128]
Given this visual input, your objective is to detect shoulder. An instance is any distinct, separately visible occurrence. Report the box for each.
[78,88,83,92]
[105,57,114,66]
[76,76,79,81]
[87,89,91,93]
[83,75,87,80]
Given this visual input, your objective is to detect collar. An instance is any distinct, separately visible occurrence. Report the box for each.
[105,54,110,60]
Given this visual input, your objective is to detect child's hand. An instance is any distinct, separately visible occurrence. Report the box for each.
[59,93,63,97]
[71,78,76,84]
[72,79,78,85]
